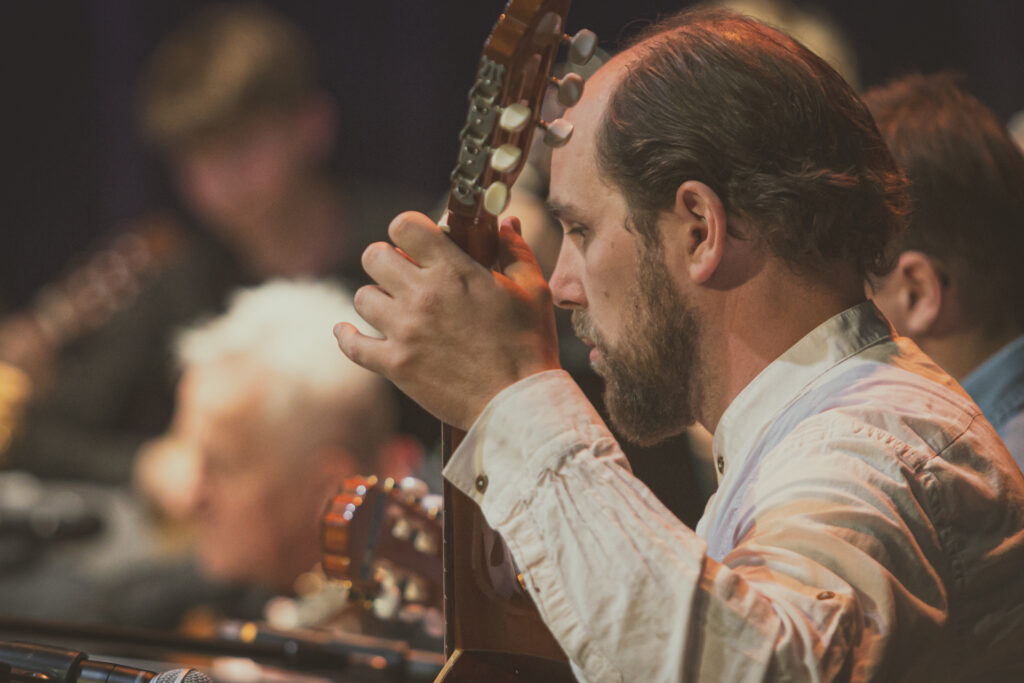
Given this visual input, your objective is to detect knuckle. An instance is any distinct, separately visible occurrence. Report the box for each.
[362,241,391,269]
[439,261,473,294]
[414,289,440,314]
[388,211,425,242]
[352,285,374,312]
[389,347,416,381]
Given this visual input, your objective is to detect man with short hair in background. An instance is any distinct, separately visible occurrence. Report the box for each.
[864,73,1024,471]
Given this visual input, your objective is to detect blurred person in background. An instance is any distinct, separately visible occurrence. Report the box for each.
[131,279,425,631]
[0,279,426,633]
[136,280,421,593]
[864,73,1024,470]
[709,0,860,87]
[0,2,431,483]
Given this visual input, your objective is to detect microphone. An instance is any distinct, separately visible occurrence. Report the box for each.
[0,642,211,683]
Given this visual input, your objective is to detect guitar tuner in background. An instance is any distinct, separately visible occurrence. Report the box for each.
[321,476,443,635]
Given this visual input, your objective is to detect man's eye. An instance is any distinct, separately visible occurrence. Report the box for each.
[566,223,589,238]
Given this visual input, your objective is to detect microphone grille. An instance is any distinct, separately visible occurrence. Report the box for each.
[151,669,213,683]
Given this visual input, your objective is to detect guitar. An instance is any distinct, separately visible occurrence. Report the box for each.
[321,475,443,632]
[435,2,595,680]
[0,213,184,457]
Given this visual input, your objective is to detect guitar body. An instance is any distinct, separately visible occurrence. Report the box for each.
[438,649,577,682]
[440,430,573,682]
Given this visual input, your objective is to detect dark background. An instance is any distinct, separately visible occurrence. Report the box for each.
[3,0,1023,310]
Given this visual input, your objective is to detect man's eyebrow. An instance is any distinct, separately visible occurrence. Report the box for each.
[544,198,582,223]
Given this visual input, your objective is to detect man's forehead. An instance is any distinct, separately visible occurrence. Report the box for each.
[551,54,631,171]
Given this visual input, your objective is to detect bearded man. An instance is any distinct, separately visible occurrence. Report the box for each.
[334,9,1024,682]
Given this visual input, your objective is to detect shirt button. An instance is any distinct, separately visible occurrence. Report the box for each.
[817,590,835,600]
[475,474,489,494]
[716,455,725,474]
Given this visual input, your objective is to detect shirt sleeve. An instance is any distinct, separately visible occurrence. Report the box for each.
[442,370,884,682]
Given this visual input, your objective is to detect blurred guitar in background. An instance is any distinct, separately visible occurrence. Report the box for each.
[0,213,184,457]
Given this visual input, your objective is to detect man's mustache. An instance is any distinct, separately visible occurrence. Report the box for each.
[571,310,595,344]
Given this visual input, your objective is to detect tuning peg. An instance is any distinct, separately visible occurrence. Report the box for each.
[421,494,443,519]
[372,569,401,620]
[399,476,428,499]
[540,118,574,147]
[551,73,584,107]
[500,103,531,133]
[403,577,427,604]
[490,144,522,173]
[392,517,411,541]
[413,528,437,555]
[564,29,598,65]
[483,181,510,215]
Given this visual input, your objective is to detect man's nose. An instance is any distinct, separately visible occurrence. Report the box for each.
[548,243,587,310]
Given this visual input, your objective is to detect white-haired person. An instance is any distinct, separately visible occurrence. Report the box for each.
[134,279,424,602]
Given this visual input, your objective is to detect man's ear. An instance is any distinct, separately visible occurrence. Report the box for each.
[673,181,727,284]
[874,250,945,337]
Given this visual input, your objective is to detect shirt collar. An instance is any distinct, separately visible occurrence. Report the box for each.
[961,334,1024,430]
[711,300,894,484]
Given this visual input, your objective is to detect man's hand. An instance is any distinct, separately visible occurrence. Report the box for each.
[334,211,560,430]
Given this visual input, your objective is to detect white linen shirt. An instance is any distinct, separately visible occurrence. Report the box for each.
[443,302,1024,682]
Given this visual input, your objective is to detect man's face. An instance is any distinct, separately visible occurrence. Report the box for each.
[177,370,321,590]
[172,112,308,242]
[549,59,703,445]
[570,236,703,446]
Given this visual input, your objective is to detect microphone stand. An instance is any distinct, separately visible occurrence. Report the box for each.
[0,616,442,682]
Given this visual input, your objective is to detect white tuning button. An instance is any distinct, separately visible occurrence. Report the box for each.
[399,476,428,499]
[483,181,510,215]
[541,118,574,148]
[420,494,443,519]
[392,517,411,541]
[566,28,598,65]
[413,528,437,554]
[490,144,522,173]
[500,103,532,133]
[552,73,585,107]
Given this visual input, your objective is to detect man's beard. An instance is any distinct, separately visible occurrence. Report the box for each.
[572,243,702,446]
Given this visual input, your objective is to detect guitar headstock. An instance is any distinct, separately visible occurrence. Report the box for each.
[321,476,443,624]
[442,0,596,266]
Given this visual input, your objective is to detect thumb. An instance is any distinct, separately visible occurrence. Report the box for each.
[497,216,545,287]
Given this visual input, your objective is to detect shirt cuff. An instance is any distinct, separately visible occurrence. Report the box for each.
[442,369,618,526]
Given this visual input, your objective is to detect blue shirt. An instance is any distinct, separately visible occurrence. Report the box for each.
[962,334,1024,471]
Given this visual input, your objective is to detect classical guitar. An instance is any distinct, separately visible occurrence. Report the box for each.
[0,214,184,456]
[435,2,595,680]
[322,475,443,630]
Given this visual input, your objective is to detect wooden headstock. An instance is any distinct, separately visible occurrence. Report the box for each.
[441,0,596,268]
[322,476,443,623]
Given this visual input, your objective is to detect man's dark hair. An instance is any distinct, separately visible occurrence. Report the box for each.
[138,3,317,150]
[596,9,908,280]
[863,72,1024,335]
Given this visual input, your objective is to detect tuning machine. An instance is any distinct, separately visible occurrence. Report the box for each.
[564,29,598,65]
[539,118,573,147]
[550,72,584,107]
